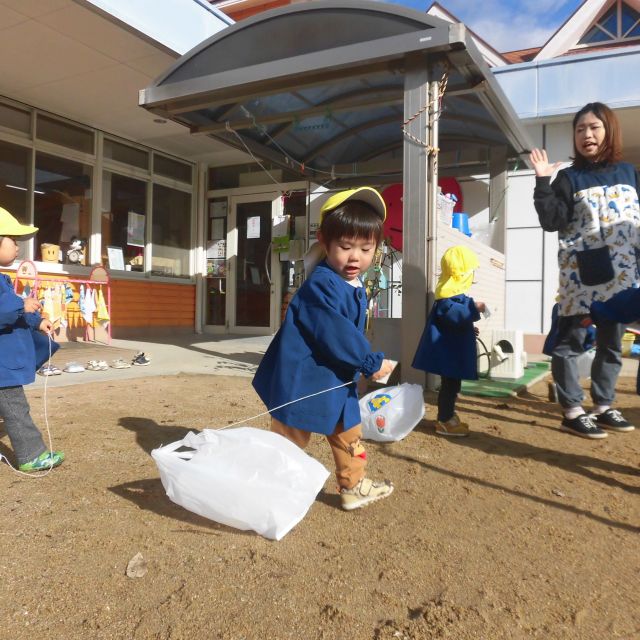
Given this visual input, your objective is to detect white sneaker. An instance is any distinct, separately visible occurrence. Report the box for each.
[340,477,393,511]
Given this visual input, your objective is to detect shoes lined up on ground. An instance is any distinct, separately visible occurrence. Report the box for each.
[18,450,65,472]
[111,358,131,369]
[435,413,470,437]
[132,352,151,366]
[37,364,62,376]
[86,360,108,371]
[561,413,607,439]
[340,477,394,511]
[63,362,85,373]
[590,408,635,432]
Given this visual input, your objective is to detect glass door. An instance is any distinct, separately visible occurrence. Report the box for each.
[228,193,282,333]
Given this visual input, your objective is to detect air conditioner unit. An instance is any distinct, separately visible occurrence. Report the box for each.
[490,329,526,379]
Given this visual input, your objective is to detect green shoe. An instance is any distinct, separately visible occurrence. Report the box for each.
[18,450,65,472]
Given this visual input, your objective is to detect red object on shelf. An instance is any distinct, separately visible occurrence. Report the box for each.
[381,179,464,253]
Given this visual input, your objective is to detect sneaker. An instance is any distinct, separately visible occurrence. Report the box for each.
[63,362,85,373]
[111,358,131,369]
[132,352,150,366]
[561,413,607,439]
[340,477,393,511]
[435,414,469,437]
[86,360,102,371]
[590,409,635,432]
[18,450,65,472]
[37,364,62,376]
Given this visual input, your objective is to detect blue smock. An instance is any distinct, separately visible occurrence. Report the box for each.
[0,274,58,388]
[412,294,480,380]
[252,261,383,434]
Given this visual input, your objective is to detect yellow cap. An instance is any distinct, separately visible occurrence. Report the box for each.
[320,187,386,223]
[0,207,38,238]
[435,245,479,300]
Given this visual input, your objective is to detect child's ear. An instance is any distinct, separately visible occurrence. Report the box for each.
[316,229,326,248]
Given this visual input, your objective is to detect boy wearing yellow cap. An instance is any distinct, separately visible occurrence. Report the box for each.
[0,207,64,472]
[412,246,486,437]
[253,188,394,510]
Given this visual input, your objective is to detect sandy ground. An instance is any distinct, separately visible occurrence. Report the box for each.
[1,372,639,640]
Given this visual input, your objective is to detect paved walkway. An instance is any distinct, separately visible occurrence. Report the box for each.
[32,334,273,389]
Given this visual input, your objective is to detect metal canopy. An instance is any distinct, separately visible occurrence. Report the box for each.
[139,0,533,180]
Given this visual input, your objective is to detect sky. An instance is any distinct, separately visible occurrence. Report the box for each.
[384,0,584,52]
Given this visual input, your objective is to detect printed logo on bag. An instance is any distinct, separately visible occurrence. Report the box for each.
[368,393,392,412]
[375,415,386,432]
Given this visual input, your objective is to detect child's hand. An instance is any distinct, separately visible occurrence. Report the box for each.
[39,319,53,334]
[370,359,394,382]
[529,148,563,178]
[23,297,41,313]
[475,301,486,313]
[474,326,480,336]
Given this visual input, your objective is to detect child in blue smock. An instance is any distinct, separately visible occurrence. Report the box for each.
[0,207,64,472]
[252,187,394,511]
[412,245,486,437]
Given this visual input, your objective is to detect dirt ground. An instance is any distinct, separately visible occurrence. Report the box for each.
[1,371,639,640]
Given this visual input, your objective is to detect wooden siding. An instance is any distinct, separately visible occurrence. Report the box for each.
[110,279,195,328]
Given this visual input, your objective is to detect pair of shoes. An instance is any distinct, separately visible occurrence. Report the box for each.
[63,362,85,373]
[111,358,131,369]
[340,477,394,511]
[86,360,108,371]
[590,408,635,432]
[561,413,607,439]
[132,352,151,366]
[18,450,65,472]
[38,364,62,376]
[435,413,469,437]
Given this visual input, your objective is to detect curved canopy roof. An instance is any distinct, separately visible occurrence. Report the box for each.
[140,0,532,179]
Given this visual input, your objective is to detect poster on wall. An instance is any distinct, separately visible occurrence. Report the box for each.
[107,246,125,271]
[247,216,261,239]
[206,239,226,259]
[127,211,145,247]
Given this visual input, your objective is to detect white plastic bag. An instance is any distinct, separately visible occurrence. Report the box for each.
[151,427,329,541]
[359,383,425,442]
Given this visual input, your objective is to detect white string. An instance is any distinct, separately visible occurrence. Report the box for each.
[218,380,354,431]
[0,335,56,478]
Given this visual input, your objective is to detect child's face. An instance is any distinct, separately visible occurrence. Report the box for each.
[321,234,377,280]
[574,111,605,160]
[0,236,19,267]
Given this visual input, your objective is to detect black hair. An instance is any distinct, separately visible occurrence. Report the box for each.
[319,200,384,246]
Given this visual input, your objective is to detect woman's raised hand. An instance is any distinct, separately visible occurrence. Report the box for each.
[529,148,563,177]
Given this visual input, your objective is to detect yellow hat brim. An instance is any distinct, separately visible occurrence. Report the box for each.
[320,187,386,223]
[0,207,38,238]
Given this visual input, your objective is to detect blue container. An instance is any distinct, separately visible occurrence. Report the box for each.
[451,212,472,236]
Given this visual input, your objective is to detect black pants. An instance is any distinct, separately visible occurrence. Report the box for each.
[438,376,461,422]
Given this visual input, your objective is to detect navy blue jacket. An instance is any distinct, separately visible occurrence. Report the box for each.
[0,274,58,388]
[252,261,383,434]
[412,294,480,380]
[590,287,640,324]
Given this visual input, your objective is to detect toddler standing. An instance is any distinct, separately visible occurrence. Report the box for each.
[253,187,394,510]
[412,246,485,437]
[0,207,64,472]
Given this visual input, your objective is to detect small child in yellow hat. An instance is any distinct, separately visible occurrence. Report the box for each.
[0,207,64,472]
[412,245,486,437]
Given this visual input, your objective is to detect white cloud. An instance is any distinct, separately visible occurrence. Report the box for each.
[436,0,580,51]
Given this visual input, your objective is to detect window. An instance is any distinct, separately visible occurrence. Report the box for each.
[0,102,30,135]
[0,140,31,260]
[152,184,191,277]
[37,115,94,154]
[34,153,92,264]
[154,154,192,183]
[579,1,640,44]
[104,138,149,170]
[102,172,147,271]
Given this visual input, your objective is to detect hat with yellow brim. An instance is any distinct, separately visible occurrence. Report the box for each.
[320,187,386,223]
[0,207,38,238]
[435,245,479,300]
